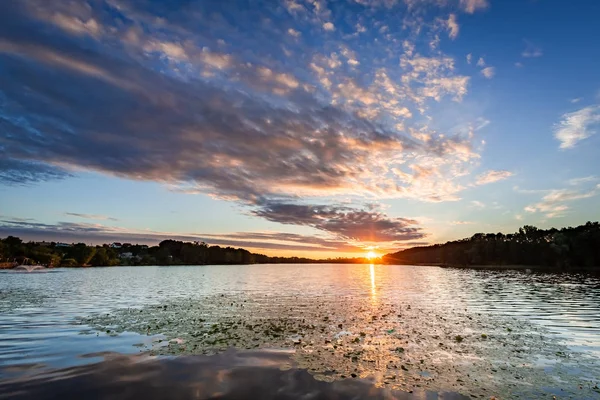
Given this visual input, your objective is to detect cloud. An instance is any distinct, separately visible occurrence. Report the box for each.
[570,97,582,104]
[0,32,436,204]
[287,28,301,37]
[0,219,367,253]
[65,213,119,222]
[339,45,360,66]
[25,2,103,39]
[451,220,473,225]
[446,14,459,40]
[475,170,513,185]
[46,14,101,38]
[399,54,471,102]
[0,215,422,253]
[521,40,543,58]
[470,200,485,209]
[459,0,489,14]
[476,57,485,67]
[198,49,233,70]
[473,117,490,131]
[0,159,71,185]
[284,0,306,15]
[322,22,335,31]
[355,0,400,8]
[514,62,523,68]
[524,186,599,218]
[0,0,492,247]
[523,178,600,218]
[554,105,600,149]
[252,202,425,243]
[466,53,472,64]
[568,176,597,185]
[480,66,495,79]
[143,40,188,61]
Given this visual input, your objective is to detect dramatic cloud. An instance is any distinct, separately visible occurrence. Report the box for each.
[554,105,600,149]
[252,202,425,243]
[476,170,513,185]
[0,0,497,249]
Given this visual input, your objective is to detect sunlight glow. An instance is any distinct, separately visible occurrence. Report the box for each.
[370,264,375,291]
[369,263,377,305]
[366,251,377,260]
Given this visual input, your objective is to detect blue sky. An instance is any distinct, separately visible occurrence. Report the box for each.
[1,0,599,257]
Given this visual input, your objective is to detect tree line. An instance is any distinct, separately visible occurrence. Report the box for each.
[383,222,600,269]
[3,222,598,269]
[0,237,370,267]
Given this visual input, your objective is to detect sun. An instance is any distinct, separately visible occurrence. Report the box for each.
[366,251,377,260]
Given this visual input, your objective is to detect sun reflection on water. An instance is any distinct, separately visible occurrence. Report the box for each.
[369,264,376,305]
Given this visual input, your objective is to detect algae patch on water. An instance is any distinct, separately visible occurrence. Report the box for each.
[78,293,600,399]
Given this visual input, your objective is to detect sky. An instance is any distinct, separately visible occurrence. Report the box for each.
[1,0,599,258]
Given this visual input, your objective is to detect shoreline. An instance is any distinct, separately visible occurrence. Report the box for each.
[2,262,599,274]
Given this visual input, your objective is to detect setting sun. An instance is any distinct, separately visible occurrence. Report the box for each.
[366,251,377,260]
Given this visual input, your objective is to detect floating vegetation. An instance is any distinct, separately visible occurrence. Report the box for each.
[0,288,47,313]
[78,293,600,399]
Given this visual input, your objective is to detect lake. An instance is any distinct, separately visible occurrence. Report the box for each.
[1,264,599,399]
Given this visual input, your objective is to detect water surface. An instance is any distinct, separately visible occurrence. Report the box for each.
[1,264,599,398]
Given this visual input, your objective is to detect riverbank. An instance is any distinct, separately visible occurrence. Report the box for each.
[3,262,599,275]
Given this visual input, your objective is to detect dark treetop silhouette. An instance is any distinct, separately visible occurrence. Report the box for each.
[383,222,600,270]
[1,222,599,270]
[0,237,370,268]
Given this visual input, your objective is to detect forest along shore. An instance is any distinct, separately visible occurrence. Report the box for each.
[383,222,600,271]
[1,222,599,271]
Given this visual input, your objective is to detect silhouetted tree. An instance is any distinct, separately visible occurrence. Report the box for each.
[383,222,600,270]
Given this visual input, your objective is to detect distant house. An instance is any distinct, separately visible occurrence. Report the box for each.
[119,252,133,259]
[55,242,71,248]
[110,242,122,249]
[122,243,132,247]
[35,241,51,247]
